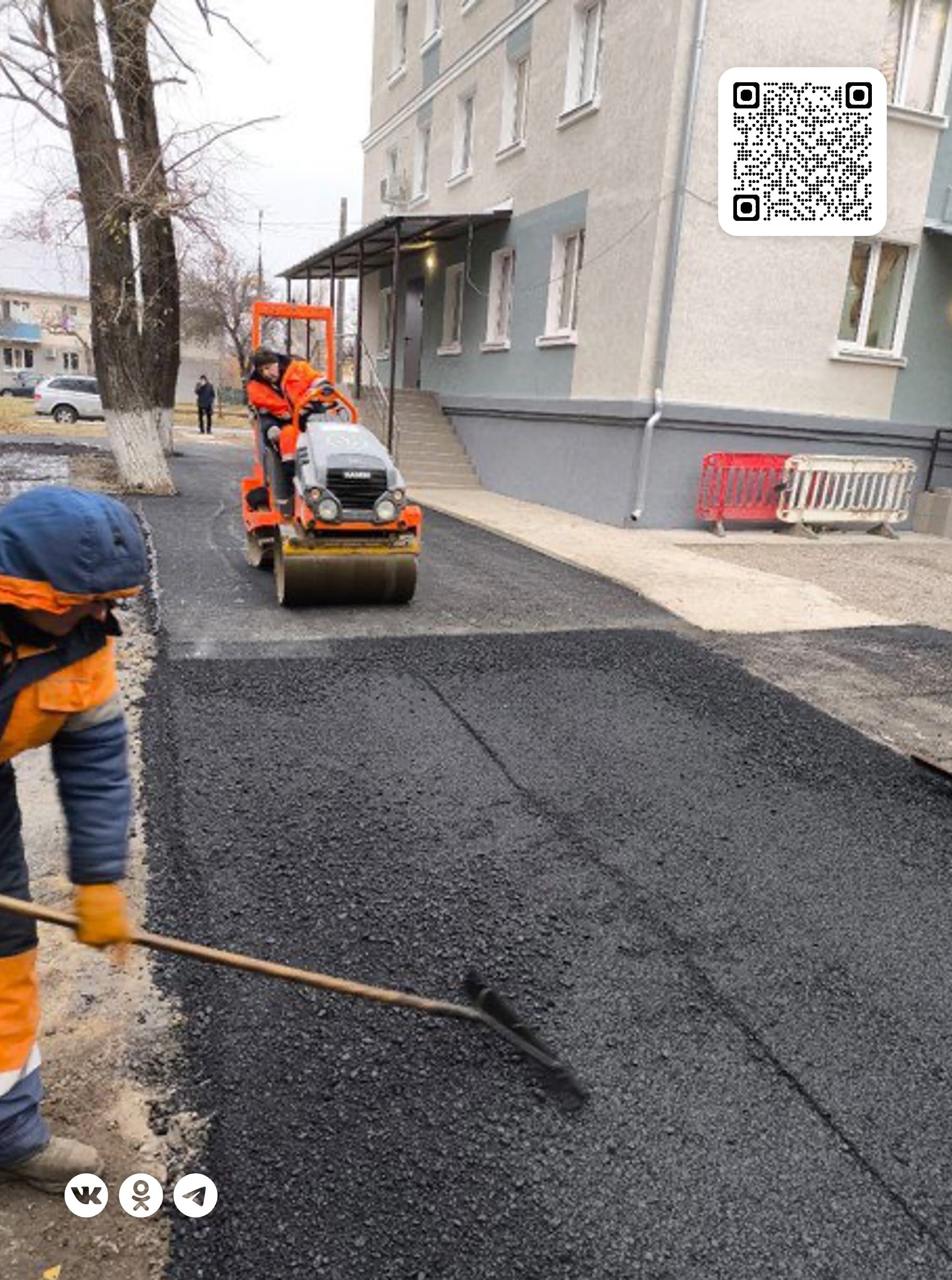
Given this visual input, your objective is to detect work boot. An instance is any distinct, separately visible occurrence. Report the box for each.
[0,1135,103,1194]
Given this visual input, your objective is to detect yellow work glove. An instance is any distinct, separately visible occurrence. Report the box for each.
[74,883,132,948]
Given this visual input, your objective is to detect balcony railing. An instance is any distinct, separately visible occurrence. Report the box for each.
[0,320,41,343]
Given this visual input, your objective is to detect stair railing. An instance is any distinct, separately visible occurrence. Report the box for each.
[344,334,397,463]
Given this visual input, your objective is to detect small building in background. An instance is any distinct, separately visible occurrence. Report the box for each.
[0,242,92,380]
[0,239,224,402]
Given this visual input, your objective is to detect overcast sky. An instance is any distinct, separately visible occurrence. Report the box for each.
[0,0,375,285]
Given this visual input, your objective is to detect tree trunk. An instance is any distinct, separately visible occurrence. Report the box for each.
[47,0,173,493]
[106,409,175,491]
[102,0,180,455]
[154,406,174,453]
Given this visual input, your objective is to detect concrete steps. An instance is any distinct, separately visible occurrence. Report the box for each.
[354,389,479,489]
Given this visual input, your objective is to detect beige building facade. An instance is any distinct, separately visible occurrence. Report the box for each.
[347,1,952,525]
[0,288,92,381]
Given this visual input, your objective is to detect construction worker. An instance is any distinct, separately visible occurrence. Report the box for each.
[0,487,147,1193]
[246,347,336,515]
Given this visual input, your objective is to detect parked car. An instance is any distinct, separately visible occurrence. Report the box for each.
[0,371,44,398]
[33,375,104,423]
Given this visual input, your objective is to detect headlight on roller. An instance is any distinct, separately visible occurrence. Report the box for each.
[375,497,398,524]
[317,496,341,522]
[391,488,405,504]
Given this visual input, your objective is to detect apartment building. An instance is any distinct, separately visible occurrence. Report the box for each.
[286,0,952,527]
[0,240,225,400]
[0,292,90,379]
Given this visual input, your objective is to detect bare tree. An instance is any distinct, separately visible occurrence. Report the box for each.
[44,0,174,491]
[0,1,273,491]
[180,246,271,379]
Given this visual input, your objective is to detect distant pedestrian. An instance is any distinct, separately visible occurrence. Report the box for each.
[195,375,215,434]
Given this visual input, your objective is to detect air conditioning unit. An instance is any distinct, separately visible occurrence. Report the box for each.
[380,173,409,207]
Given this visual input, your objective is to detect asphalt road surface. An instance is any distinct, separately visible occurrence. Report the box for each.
[140,445,952,1279]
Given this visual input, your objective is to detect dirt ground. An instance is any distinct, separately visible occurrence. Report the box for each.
[691,535,952,633]
[0,450,202,1280]
[0,396,252,443]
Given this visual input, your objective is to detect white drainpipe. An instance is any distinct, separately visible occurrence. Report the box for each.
[631,0,710,523]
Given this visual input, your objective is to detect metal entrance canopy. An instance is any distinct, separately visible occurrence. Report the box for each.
[278,212,512,441]
[280,212,511,281]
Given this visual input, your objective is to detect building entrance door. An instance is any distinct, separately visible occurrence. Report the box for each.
[403,276,424,389]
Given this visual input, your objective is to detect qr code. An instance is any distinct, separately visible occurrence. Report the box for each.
[717,68,886,237]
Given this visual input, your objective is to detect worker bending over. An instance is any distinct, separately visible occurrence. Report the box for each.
[245,347,337,516]
[0,487,146,1192]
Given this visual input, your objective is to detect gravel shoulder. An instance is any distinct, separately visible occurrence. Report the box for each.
[0,602,176,1280]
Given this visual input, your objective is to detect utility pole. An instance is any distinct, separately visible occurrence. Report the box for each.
[256,209,264,297]
[336,196,347,383]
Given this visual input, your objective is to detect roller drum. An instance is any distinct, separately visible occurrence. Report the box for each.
[274,540,417,607]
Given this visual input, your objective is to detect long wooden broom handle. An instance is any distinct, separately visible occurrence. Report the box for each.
[0,893,480,1024]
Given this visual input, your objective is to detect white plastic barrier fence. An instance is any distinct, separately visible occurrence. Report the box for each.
[777,455,916,529]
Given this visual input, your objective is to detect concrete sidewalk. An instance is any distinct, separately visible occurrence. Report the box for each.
[414,486,950,635]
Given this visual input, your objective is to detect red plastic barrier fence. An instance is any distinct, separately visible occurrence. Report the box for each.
[696,452,790,534]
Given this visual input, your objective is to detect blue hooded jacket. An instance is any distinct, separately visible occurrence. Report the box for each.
[0,488,147,884]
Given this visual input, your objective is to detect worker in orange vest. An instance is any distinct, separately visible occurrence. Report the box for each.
[0,487,146,1193]
[246,348,335,515]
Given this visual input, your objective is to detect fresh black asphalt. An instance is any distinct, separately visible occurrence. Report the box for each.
[139,444,952,1279]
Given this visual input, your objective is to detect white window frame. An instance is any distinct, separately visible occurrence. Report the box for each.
[439,264,465,355]
[482,247,515,351]
[833,239,916,365]
[413,121,432,202]
[562,0,605,119]
[379,286,394,357]
[450,90,476,183]
[882,0,952,115]
[391,1,409,79]
[538,228,585,347]
[422,0,443,51]
[63,351,79,371]
[499,53,530,156]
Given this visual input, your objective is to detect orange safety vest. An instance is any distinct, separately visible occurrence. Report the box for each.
[0,637,118,764]
[247,360,323,418]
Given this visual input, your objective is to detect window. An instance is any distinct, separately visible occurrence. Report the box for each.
[392,1,409,73]
[1,348,11,369]
[540,229,585,343]
[379,286,394,355]
[63,351,79,371]
[564,0,605,114]
[23,348,33,369]
[383,146,404,203]
[424,0,443,45]
[881,0,951,113]
[500,55,530,152]
[413,122,432,199]
[836,240,912,356]
[440,264,465,354]
[483,248,515,349]
[452,91,476,179]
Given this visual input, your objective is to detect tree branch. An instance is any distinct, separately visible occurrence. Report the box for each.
[192,2,265,59]
[163,115,279,176]
[0,62,66,129]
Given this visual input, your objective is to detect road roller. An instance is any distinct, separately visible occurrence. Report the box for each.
[241,301,422,607]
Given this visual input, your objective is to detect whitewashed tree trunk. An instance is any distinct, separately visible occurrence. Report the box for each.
[155,406,174,454]
[105,409,175,493]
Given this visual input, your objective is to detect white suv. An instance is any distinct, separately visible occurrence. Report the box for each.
[34,375,104,423]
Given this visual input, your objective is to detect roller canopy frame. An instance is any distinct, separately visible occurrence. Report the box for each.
[251,301,335,379]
